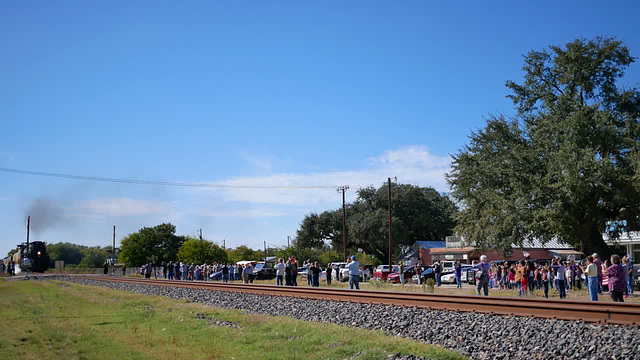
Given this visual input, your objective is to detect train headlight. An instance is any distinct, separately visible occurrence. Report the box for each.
[37,251,41,256]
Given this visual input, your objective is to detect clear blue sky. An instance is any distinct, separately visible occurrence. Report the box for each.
[1,1,639,256]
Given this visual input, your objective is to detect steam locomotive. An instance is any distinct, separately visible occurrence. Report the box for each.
[12,241,49,273]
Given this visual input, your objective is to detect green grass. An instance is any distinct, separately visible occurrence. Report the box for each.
[0,278,466,360]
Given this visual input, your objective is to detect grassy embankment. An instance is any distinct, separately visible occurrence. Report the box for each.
[0,278,465,360]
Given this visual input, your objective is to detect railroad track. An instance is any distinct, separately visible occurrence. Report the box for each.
[76,275,640,326]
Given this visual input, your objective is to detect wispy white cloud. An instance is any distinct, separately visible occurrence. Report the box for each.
[190,208,286,218]
[204,146,451,206]
[76,198,175,217]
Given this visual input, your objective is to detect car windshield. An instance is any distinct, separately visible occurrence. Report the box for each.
[376,265,387,270]
[254,263,264,271]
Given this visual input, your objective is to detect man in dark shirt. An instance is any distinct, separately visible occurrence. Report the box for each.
[221,264,229,283]
[312,262,321,287]
[434,262,442,287]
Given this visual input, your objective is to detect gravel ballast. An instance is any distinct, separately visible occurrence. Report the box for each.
[49,276,640,360]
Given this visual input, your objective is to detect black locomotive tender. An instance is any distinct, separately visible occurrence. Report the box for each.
[13,241,49,273]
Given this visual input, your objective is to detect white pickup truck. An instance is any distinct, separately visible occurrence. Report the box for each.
[338,263,371,282]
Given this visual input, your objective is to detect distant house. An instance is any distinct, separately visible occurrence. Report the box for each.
[603,231,640,261]
[420,236,582,264]
[397,241,447,266]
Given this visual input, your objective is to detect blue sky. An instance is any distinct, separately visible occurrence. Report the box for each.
[1,1,639,256]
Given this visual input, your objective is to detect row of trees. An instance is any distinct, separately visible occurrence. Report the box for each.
[40,242,114,268]
[117,222,391,267]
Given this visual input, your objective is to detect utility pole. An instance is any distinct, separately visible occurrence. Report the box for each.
[223,239,226,250]
[264,241,267,262]
[112,225,116,275]
[287,235,290,248]
[26,215,30,255]
[337,185,349,262]
[199,228,203,241]
[388,178,392,268]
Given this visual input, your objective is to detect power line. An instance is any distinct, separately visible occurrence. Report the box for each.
[0,167,338,190]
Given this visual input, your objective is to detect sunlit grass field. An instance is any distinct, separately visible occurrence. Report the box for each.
[0,278,466,360]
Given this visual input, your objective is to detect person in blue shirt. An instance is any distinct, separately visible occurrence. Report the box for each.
[454,262,462,289]
[347,256,360,290]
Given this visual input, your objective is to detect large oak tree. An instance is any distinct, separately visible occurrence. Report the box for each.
[447,37,640,257]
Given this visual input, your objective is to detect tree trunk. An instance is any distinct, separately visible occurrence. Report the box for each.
[582,222,611,260]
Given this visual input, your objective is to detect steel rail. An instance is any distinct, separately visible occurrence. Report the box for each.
[77,275,640,325]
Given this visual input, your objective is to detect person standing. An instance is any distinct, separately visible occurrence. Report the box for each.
[515,261,526,296]
[474,255,491,296]
[434,262,442,287]
[305,260,313,286]
[608,255,626,302]
[275,258,285,286]
[167,262,174,280]
[415,264,422,285]
[103,262,109,275]
[312,262,321,287]
[290,257,298,286]
[325,263,332,285]
[242,265,250,284]
[582,255,599,301]
[144,263,152,279]
[347,256,360,290]
[284,261,292,286]
[627,255,634,295]
[454,262,462,289]
[222,263,229,283]
[552,258,566,299]
[593,253,603,294]
[541,265,550,298]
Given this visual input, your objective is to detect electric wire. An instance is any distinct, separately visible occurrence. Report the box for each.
[0,167,338,190]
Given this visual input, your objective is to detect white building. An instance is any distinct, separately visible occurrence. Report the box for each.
[603,232,640,260]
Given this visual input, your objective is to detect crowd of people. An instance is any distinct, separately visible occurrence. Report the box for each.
[456,253,634,301]
[137,255,365,290]
[133,252,634,301]
[1,260,16,276]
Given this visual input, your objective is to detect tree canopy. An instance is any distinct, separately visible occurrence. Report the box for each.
[447,37,640,257]
[119,223,187,266]
[294,183,457,260]
[177,238,227,264]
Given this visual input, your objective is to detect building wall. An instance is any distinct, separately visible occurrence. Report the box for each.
[420,248,556,265]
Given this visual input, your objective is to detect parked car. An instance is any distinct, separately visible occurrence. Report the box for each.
[412,266,435,283]
[339,264,371,282]
[437,261,456,275]
[387,266,415,283]
[440,265,473,284]
[373,265,399,280]
[297,265,308,277]
[252,261,276,280]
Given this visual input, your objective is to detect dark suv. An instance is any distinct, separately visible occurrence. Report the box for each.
[252,262,276,280]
